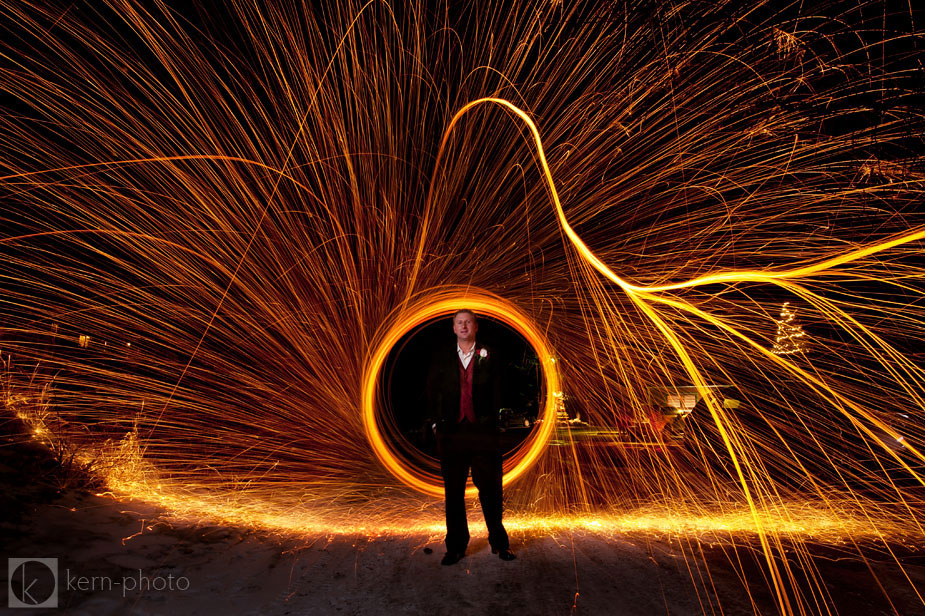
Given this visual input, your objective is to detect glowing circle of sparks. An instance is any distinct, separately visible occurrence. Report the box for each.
[362,289,560,497]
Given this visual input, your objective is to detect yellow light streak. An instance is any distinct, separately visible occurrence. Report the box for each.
[1,2,923,613]
[362,287,560,497]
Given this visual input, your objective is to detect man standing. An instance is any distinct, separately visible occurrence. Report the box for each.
[427,309,515,565]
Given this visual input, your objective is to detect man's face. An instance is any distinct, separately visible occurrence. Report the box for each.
[453,312,478,344]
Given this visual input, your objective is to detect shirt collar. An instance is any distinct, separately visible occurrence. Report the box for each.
[457,342,476,356]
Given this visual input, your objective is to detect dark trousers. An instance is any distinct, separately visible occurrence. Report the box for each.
[439,423,510,553]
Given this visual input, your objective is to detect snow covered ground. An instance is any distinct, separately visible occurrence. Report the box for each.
[2,424,923,615]
[3,487,925,615]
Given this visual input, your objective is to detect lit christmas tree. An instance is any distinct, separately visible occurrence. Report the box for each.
[772,302,807,355]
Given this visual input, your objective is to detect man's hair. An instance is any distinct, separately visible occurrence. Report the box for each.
[452,309,477,322]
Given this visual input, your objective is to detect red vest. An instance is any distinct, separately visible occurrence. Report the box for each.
[458,356,476,423]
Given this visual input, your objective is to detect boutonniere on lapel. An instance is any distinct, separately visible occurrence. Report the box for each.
[478,348,489,361]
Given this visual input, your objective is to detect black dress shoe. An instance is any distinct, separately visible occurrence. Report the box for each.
[492,548,516,561]
[441,551,465,566]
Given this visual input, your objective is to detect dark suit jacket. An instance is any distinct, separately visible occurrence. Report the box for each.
[426,343,503,434]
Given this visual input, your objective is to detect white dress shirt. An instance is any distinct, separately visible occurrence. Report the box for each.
[457,343,476,369]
